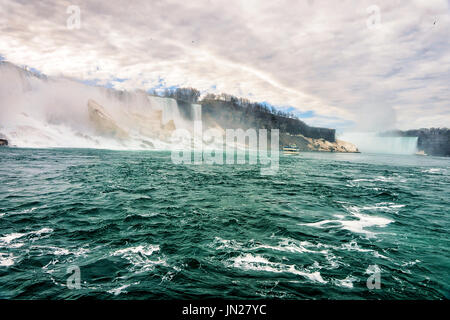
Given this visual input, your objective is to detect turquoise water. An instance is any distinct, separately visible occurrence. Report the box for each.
[0,148,449,299]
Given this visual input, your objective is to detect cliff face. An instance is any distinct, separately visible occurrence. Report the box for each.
[172,99,358,152]
[179,99,336,143]
[382,128,450,157]
[0,139,8,146]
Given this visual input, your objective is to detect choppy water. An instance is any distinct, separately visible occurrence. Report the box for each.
[0,148,449,299]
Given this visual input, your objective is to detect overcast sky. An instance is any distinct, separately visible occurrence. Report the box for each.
[0,0,448,131]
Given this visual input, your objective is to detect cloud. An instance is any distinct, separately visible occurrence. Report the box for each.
[0,0,448,130]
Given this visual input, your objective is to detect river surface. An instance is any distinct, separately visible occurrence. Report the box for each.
[0,148,449,299]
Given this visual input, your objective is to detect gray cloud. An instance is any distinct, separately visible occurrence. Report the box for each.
[0,0,449,130]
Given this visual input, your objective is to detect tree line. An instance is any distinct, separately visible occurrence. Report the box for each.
[149,87,300,120]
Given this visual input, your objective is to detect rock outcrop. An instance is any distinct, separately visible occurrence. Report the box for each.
[280,133,358,153]
[87,99,178,143]
[87,99,129,140]
[0,138,8,146]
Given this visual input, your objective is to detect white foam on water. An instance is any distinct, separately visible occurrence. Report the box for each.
[340,213,393,237]
[212,237,329,257]
[107,282,140,296]
[113,244,160,256]
[300,204,394,238]
[252,238,327,255]
[20,207,37,214]
[0,207,38,218]
[212,237,346,271]
[31,245,90,257]
[0,228,53,250]
[341,240,372,253]
[333,275,359,289]
[112,244,166,272]
[353,203,405,213]
[299,215,393,237]
[422,168,446,174]
[210,237,243,251]
[33,228,53,236]
[108,284,130,296]
[228,253,327,284]
[352,176,407,183]
[0,232,25,245]
[0,253,15,267]
[42,259,59,273]
[340,240,391,260]
[390,204,406,209]
[323,251,342,269]
[401,259,421,267]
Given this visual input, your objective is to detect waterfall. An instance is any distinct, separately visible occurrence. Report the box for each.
[191,104,202,122]
[0,62,193,150]
[148,95,181,126]
[338,132,418,155]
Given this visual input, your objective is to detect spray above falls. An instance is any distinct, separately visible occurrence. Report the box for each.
[338,132,418,155]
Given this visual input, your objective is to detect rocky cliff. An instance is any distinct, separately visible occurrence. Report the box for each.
[173,97,358,152]
[196,99,336,143]
[0,139,8,146]
[279,133,358,152]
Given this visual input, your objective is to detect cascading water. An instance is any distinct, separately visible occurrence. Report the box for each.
[191,104,202,122]
[338,132,418,155]
[148,95,181,126]
[0,62,198,150]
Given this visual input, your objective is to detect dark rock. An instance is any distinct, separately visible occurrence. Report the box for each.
[0,139,8,146]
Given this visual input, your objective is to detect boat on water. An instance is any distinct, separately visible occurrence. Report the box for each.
[415,150,427,156]
[282,144,300,155]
